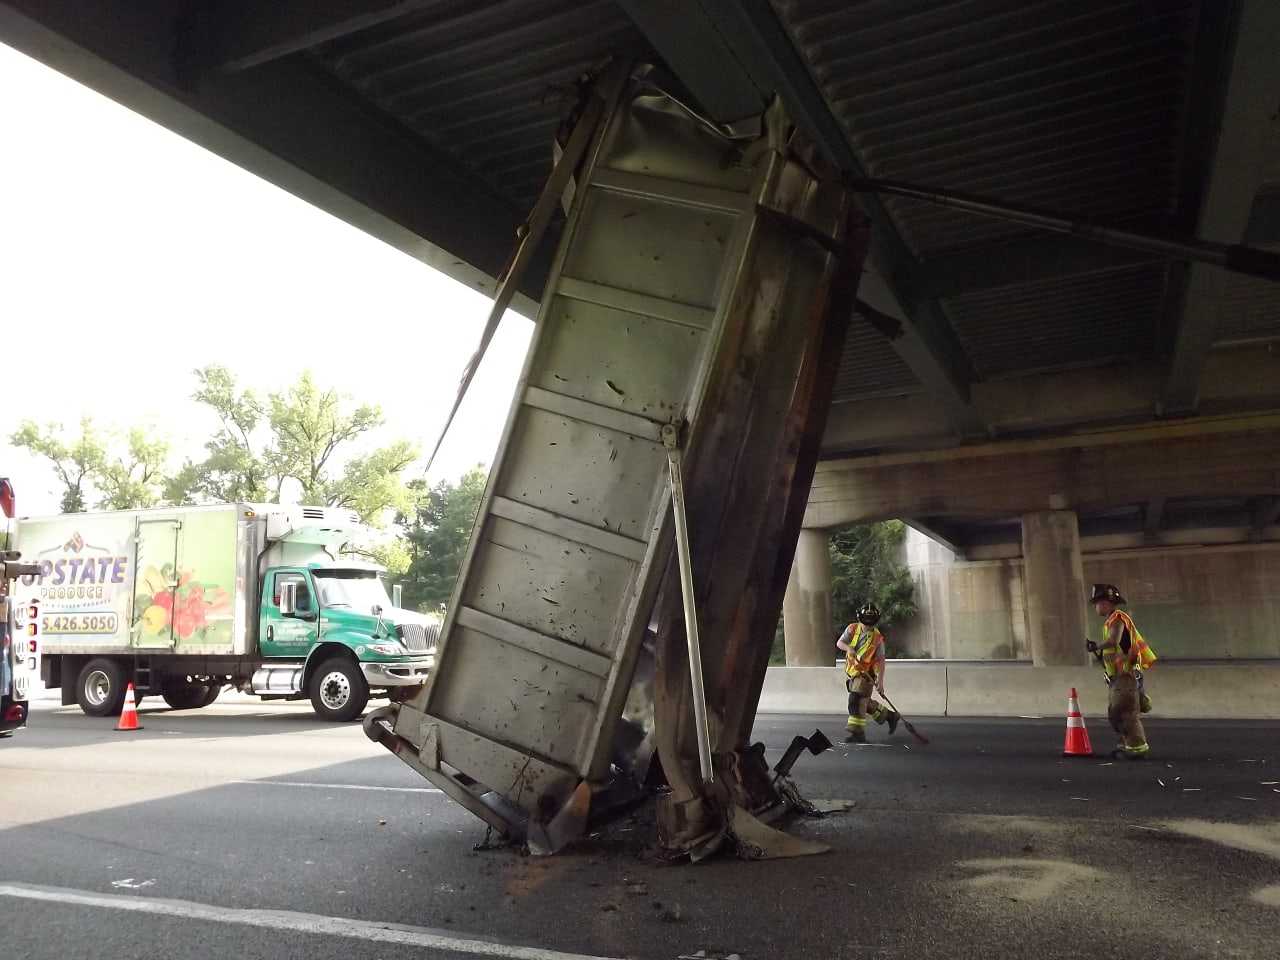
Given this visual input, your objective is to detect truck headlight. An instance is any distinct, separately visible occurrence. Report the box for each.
[367,642,404,656]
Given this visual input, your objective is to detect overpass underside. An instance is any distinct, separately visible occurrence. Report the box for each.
[4,0,1280,853]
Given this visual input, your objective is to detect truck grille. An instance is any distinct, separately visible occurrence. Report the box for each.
[399,622,440,653]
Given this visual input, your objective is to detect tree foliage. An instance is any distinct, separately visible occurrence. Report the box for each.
[177,366,417,524]
[12,368,418,525]
[95,428,171,510]
[9,418,104,513]
[10,419,168,512]
[398,466,488,613]
[829,520,917,642]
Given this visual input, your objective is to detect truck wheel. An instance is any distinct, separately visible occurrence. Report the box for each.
[77,658,127,718]
[309,657,368,722]
[200,682,222,707]
[161,677,216,710]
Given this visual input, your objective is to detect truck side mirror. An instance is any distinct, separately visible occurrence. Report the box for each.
[279,581,297,616]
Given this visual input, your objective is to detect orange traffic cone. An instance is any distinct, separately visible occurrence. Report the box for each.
[1062,687,1091,757]
[116,682,143,731]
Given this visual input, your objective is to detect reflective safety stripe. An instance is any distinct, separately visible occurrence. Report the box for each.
[846,716,868,728]
[1125,741,1150,755]
[1066,716,1086,728]
[1100,610,1157,680]
[844,624,884,677]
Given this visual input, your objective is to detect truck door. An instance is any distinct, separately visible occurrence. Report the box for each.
[131,518,181,649]
[260,570,318,658]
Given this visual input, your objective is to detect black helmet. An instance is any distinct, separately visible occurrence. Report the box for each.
[1090,583,1125,605]
[857,602,881,625]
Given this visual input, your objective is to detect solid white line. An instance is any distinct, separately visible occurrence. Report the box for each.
[0,883,624,960]
[229,779,443,794]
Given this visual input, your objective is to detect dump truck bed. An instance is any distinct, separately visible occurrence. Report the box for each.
[373,73,850,843]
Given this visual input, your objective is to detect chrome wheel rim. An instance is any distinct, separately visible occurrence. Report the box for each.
[85,670,111,707]
[320,671,351,710]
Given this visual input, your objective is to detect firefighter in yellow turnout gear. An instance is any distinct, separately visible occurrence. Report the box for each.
[836,602,900,743]
[1087,583,1157,760]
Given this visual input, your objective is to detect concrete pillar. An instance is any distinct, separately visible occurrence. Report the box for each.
[1020,510,1088,666]
[782,529,832,665]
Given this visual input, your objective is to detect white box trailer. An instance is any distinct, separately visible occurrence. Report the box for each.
[14,503,437,720]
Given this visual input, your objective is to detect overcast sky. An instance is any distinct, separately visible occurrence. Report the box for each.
[0,41,532,519]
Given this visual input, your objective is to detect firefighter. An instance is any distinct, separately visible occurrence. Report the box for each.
[1086,583,1157,760]
[836,601,899,743]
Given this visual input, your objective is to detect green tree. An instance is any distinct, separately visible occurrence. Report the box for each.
[829,520,917,653]
[399,466,487,613]
[178,366,417,524]
[95,428,171,510]
[9,418,107,513]
[181,366,272,503]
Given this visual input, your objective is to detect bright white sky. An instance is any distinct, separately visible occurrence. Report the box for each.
[0,42,532,518]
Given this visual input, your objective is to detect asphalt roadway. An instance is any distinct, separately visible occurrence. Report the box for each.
[2,698,1279,960]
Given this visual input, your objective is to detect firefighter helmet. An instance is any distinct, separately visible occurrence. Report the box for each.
[857,601,881,625]
[1090,583,1125,605]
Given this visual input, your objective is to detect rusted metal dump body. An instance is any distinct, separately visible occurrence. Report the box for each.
[368,68,859,849]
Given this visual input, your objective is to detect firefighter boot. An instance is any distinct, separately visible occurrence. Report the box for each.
[845,716,868,743]
[870,703,900,735]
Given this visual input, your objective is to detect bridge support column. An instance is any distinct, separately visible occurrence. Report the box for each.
[782,529,832,666]
[1021,510,1088,666]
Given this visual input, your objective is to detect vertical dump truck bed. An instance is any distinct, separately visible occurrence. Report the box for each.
[372,72,851,841]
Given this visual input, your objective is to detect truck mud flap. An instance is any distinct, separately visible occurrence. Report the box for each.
[374,65,853,851]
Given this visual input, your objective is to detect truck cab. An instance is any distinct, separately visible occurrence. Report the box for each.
[258,562,435,721]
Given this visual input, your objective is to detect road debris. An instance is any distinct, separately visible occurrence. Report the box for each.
[110,878,156,890]
[1183,788,1202,792]
[1070,797,1089,801]
[1260,781,1278,786]
[1157,779,1165,787]
[809,799,856,814]
[1236,796,1257,802]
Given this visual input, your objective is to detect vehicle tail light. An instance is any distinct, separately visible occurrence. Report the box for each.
[3,704,25,723]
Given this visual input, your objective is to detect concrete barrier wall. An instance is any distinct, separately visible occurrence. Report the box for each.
[757,663,948,717]
[759,662,1280,719]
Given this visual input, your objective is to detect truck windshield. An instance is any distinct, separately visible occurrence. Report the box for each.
[312,571,392,613]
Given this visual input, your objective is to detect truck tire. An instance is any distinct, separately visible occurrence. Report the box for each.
[161,677,217,710]
[200,682,222,707]
[309,657,368,722]
[76,658,127,718]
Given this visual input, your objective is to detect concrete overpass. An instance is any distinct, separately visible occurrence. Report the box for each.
[3,1,1279,719]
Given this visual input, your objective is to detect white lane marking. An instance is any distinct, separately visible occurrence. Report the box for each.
[230,779,443,794]
[0,883,624,960]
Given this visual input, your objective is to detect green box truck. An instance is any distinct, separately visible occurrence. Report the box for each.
[11,503,437,721]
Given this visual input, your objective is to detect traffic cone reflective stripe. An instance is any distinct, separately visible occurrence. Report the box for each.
[116,682,142,731]
[1062,687,1091,757]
